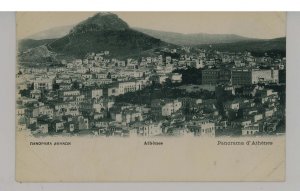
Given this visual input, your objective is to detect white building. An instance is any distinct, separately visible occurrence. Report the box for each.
[242,124,259,135]
[138,122,162,136]
[118,81,136,95]
[92,89,103,99]
[253,113,263,122]
[200,121,215,137]
[39,124,48,134]
[33,77,53,90]
[161,100,182,116]
[265,107,276,118]
[251,69,279,84]
[108,86,119,97]
[224,101,240,110]
[171,73,182,83]
[154,75,168,84]
[63,90,80,97]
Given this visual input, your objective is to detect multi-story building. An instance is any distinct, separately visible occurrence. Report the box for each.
[232,69,279,85]
[33,77,53,90]
[151,99,182,117]
[251,69,279,84]
[202,69,231,85]
[138,121,162,136]
[231,69,252,85]
[110,106,143,124]
[242,124,259,135]
[91,89,103,99]
[202,69,220,85]
[170,73,182,83]
[188,120,215,137]
[118,81,137,95]
[200,122,215,137]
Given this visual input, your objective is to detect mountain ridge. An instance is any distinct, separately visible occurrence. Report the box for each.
[18,12,286,62]
[196,37,286,56]
[133,27,260,46]
[27,25,73,40]
[69,12,129,34]
[18,13,169,62]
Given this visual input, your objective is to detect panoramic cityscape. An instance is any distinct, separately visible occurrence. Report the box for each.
[16,12,286,137]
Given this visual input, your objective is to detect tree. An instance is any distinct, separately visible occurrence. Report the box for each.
[173,67,202,85]
[164,78,173,88]
[53,82,60,90]
[19,89,31,98]
[72,81,80,90]
[29,83,34,90]
[107,72,111,79]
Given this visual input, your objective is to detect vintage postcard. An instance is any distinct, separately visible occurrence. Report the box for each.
[16,12,286,182]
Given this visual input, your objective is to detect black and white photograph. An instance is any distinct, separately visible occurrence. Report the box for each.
[16,12,286,138]
[14,12,287,182]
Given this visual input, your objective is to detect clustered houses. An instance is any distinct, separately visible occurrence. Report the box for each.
[151,99,182,117]
[16,47,285,137]
[223,87,282,136]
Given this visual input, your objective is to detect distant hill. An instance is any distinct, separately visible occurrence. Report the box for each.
[47,28,166,59]
[18,45,57,63]
[18,39,56,53]
[70,12,129,33]
[19,12,169,61]
[27,25,73,40]
[18,12,286,62]
[197,37,286,56]
[134,27,257,46]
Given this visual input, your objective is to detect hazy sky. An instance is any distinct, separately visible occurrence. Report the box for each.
[17,12,286,39]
